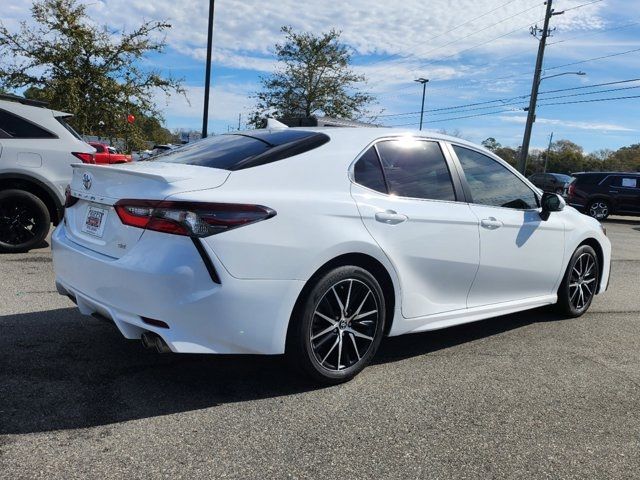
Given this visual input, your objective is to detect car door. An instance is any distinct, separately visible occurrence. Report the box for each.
[609,175,640,214]
[350,138,480,319]
[448,144,566,307]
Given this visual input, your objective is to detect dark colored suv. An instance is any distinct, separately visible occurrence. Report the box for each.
[528,172,574,194]
[567,172,640,219]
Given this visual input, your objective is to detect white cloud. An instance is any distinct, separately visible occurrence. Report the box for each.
[498,114,635,132]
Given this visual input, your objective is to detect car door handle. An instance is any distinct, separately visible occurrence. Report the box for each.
[480,217,503,230]
[375,210,408,225]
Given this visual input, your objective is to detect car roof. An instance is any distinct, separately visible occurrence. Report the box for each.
[240,126,492,155]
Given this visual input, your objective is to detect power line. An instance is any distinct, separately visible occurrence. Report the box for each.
[388,108,521,127]
[547,20,640,46]
[545,47,640,71]
[374,78,640,118]
[386,92,640,127]
[561,0,604,13]
[537,94,640,107]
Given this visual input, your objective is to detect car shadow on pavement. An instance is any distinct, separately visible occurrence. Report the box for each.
[0,306,559,435]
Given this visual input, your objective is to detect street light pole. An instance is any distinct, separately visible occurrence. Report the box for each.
[415,78,429,130]
[201,0,216,139]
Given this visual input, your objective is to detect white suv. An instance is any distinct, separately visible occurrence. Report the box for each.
[0,94,95,252]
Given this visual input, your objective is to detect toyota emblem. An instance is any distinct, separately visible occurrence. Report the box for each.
[82,172,92,190]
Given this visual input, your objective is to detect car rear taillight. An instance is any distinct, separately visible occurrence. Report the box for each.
[114,200,276,237]
[567,182,576,198]
[72,152,95,164]
[64,185,79,208]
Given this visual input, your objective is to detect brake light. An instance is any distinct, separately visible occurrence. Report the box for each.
[72,152,95,164]
[567,182,576,198]
[64,185,79,208]
[114,200,276,237]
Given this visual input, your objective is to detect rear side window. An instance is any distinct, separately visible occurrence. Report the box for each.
[149,130,330,171]
[353,147,387,193]
[375,139,456,201]
[453,145,538,210]
[0,109,56,139]
[612,176,639,188]
[575,174,605,185]
[56,117,83,140]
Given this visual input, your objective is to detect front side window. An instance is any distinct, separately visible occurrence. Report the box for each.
[375,139,456,201]
[453,145,538,210]
[0,109,56,139]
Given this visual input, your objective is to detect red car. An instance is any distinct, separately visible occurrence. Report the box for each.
[89,142,132,164]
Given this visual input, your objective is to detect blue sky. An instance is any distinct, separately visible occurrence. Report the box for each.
[5,0,640,152]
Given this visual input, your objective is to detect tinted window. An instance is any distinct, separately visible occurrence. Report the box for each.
[92,144,105,152]
[576,174,605,185]
[149,131,329,171]
[354,147,387,193]
[56,117,83,140]
[375,140,455,201]
[0,109,56,139]
[613,176,639,188]
[453,145,538,209]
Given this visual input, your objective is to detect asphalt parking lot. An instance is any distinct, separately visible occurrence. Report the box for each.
[1,218,639,479]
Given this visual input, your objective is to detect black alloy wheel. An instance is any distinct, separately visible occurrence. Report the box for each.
[288,266,386,384]
[556,245,599,317]
[0,189,50,253]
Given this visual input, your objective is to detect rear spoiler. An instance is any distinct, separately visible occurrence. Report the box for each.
[70,163,187,184]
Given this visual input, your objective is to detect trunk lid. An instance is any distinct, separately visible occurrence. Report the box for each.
[64,162,230,258]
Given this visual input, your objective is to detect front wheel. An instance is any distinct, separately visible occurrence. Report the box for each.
[0,189,50,253]
[555,245,599,317]
[287,266,387,384]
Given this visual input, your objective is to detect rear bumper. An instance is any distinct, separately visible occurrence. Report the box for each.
[52,224,304,354]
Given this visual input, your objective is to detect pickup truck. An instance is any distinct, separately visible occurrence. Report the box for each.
[89,142,132,164]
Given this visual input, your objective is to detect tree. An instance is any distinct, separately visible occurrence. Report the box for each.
[481,137,501,151]
[250,26,375,126]
[0,0,185,151]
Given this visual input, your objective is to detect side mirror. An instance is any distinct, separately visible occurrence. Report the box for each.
[540,192,565,221]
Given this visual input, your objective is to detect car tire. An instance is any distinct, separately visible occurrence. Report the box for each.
[587,200,610,220]
[555,245,600,318]
[0,189,51,253]
[287,266,387,384]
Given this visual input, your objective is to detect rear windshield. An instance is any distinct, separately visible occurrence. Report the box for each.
[553,174,574,182]
[147,130,330,171]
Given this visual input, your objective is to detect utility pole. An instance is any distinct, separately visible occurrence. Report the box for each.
[544,132,554,173]
[238,113,241,130]
[415,78,429,130]
[201,0,216,139]
[516,0,563,174]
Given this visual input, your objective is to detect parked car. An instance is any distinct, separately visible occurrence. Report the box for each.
[52,127,611,383]
[528,172,574,195]
[567,172,640,219]
[88,142,132,164]
[0,93,95,252]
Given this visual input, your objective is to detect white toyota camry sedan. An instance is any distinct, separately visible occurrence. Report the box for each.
[52,126,611,383]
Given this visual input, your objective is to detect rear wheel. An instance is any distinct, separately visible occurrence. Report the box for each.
[556,245,599,317]
[0,189,50,253]
[287,266,386,384]
[587,200,609,220]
